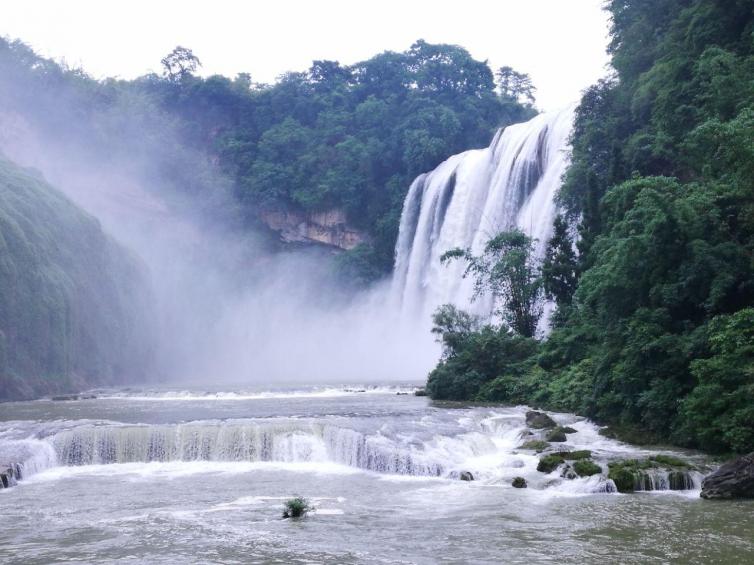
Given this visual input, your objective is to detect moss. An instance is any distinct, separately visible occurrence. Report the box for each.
[560,426,578,434]
[649,454,691,468]
[518,440,550,452]
[537,454,564,473]
[573,460,602,477]
[608,466,636,492]
[559,450,592,460]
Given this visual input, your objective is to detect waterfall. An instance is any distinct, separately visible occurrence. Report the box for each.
[391,106,575,324]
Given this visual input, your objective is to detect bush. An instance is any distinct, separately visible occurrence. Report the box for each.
[282,497,311,519]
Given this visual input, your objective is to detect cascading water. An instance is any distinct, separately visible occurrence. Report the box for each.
[391,106,575,324]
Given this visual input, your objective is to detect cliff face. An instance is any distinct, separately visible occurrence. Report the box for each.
[260,208,368,251]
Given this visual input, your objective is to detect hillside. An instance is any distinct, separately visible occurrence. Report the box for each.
[0,156,153,399]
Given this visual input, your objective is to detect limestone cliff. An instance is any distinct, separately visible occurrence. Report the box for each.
[260,208,368,251]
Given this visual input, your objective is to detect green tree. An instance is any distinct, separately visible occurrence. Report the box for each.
[160,46,201,82]
[441,230,543,337]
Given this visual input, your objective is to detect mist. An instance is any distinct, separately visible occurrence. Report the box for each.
[0,91,440,388]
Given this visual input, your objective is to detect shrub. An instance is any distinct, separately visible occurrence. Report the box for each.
[282,497,311,519]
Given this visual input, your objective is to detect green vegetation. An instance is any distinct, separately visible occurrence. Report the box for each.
[0,37,534,280]
[425,0,754,455]
[537,454,565,473]
[573,460,602,477]
[0,156,153,399]
[282,497,311,519]
[545,428,567,442]
[559,450,592,461]
[511,476,528,488]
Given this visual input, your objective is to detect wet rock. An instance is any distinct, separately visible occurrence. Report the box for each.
[560,426,578,434]
[512,477,527,488]
[51,394,79,401]
[560,464,578,480]
[545,428,567,442]
[0,464,20,489]
[701,452,754,500]
[559,450,592,461]
[517,440,549,452]
[414,389,427,397]
[459,471,475,481]
[525,411,556,429]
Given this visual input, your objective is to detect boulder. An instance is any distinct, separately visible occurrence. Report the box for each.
[517,440,549,452]
[546,428,567,442]
[512,477,527,488]
[701,453,754,499]
[525,411,556,429]
[459,471,475,481]
[414,389,427,397]
[560,426,578,434]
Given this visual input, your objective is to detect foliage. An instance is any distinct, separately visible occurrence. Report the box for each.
[0,37,534,280]
[282,497,311,519]
[426,0,754,455]
[0,156,153,399]
[572,460,602,477]
[441,230,544,337]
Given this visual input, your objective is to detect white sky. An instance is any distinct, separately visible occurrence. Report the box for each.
[2,0,611,111]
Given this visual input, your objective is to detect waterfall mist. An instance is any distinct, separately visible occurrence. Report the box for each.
[0,110,438,386]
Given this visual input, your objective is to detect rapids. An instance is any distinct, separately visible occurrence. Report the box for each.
[1,387,753,563]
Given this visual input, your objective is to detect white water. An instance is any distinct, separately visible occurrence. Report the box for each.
[391,106,575,325]
[0,390,703,496]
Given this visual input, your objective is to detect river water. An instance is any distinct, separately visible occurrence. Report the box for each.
[1,385,753,564]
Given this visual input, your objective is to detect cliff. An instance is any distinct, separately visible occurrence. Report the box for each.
[259,208,369,251]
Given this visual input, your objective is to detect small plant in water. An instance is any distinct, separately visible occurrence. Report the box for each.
[282,496,311,519]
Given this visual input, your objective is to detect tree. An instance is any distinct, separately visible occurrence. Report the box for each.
[542,215,579,305]
[441,230,543,337]
[161,46,201,82]
[496,66,536,104]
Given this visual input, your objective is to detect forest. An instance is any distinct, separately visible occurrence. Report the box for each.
[427,0,754,455]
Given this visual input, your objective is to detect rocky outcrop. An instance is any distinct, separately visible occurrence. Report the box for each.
[525,411,556,429]
[259,208,368,251]
[0,463,21,489]
[701,453,754,499]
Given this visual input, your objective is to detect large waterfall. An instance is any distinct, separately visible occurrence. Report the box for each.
[391,106,575,324]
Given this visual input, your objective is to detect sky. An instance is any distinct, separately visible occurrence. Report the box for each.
[2,0,611,111]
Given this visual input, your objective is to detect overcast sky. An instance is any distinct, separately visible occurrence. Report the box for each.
[2,0,611,111]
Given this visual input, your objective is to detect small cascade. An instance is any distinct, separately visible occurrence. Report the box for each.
[631,469,704,492]
[49,421,489,477]
[391,106,575,324]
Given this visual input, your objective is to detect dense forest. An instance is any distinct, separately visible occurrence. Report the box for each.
[0,157,153,399]
[0,38,533,280]
[427,0,754,455]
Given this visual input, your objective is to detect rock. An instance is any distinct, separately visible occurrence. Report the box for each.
[259,208,369,251]
[525,411,556,429]
[546,428,567,442]
[0,464,20,489]
[560,464,578,480]
[517,440,550,452]
[459,471,474,481]
[414,389,427,397]
[701,452,754,499]
[512,477,527,488]
[560,426,578,434]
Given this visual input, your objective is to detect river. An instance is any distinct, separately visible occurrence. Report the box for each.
[1,385,753,564]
